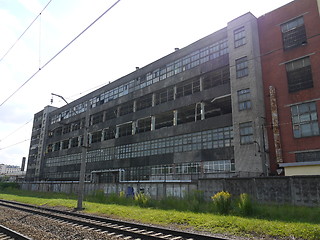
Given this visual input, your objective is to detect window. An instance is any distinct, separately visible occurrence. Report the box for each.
[291,102,319,138]
[91,131,102,143]
[236,57,248,78]
[91,112,104,125]
[286,57,313,93]
[281,16,307,50]
[239,122,253,144]
[296,151,320,162]
[237,88,251,111]
[234,26,246,47]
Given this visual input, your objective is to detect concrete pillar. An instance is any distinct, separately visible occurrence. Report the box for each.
[115,126,120,138]
[117,106,121,117]
[201,102,205,120]
[173,86,177,100]
[199,76,203,91]
[173,110,178,126]
[132,121,137,135]
[151,116,156,131]
[133,100,137,112]
[152,93,156,107]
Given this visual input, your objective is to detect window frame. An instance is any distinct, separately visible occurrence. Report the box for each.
[236,56,249,78]
[239,122,254,144]
[291,102,319,138]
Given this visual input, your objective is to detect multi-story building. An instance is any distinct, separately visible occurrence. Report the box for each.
[26,11,268,182]
[258,0,320,176]
[26,0,320,182]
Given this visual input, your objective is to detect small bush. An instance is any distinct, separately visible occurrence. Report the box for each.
[211,191,232,215]
[134,192,151,207]
[238,193,253,216]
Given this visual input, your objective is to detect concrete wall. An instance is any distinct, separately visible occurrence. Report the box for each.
[21,176,320,206]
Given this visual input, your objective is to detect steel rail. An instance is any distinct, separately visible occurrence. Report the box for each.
[0,199,228,240]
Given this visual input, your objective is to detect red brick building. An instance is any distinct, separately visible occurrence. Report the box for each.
[258,0,320,175]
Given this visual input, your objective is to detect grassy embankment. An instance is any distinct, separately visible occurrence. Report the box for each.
[0,184,319,240]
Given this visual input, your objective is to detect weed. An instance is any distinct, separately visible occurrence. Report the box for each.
[237,193,254,216]
[211,191,232,215]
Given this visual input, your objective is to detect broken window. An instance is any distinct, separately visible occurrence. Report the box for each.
[103,127,116,141]
[155,112,173,130]
[55,127,62,137]
[91,131,102,143]
[71,137,79,148]
[118,123,132,137]
[136,94,152,111]
[62,139,69,149]
[286,57,313,93]
[105,108,118,121]
[155,87,174,105]
[54,142,61,151]
[63,124,71,134]
[281,16,307,50]
[176,78,200,98]
[91,112,104,125]
[136,117,151,133]
[177,105,196,124]
[119,102,134,116]
[202,66,230,90]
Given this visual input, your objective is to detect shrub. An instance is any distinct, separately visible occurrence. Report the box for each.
[211,191,232,215]
[238,193,253,216]
[134,192,151,207]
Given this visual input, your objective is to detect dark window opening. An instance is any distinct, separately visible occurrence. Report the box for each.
[103,127,116,140]
[118,123,132,138]
[155,112,173,130]
[91,131,102,143]
[62,139,69,149]
[71,137,79,148]
[202,66,230,90]
[136,94,152,111]
[155,87,174,105]
[119,102,134,116]
[286,57,313,93]
[177,105,196,124]
[281,17,307,50]
[91,112,104,125]
[296,151,320,162]
[136,118,151,133]
[105,108,118,121]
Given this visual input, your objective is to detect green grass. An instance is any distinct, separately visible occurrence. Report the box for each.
[0,189,319,240]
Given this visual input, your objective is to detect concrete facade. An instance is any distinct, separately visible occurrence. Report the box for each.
[227,13,267,176]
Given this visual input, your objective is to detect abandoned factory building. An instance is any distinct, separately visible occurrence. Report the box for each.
[26,0,320,182]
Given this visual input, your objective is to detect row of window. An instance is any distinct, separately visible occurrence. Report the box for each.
[49,68,230,139]
[50,39,229,124]
[43,159,234,181]
[45,126,233,167]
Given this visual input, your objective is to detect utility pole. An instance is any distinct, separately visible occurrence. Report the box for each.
[76,102,90,210]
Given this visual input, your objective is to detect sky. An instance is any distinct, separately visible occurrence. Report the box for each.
[0,0,293,167]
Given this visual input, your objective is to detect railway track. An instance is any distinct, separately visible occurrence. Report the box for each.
[0,224,32,240]
[0,199,227,240]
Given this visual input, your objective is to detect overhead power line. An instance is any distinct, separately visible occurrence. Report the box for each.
[0,0,122,108]
[0,0,53,64]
